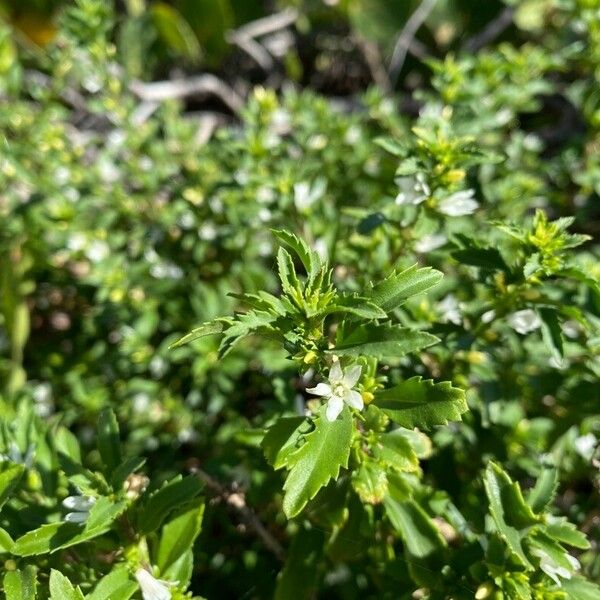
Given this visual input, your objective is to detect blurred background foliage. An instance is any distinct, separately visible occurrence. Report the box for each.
[1,0,599,597]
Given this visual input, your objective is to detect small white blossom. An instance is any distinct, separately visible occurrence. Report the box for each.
[63,495,95,524]
[481,309,496,324]
[293,179,326,212]
[508,309,541,334]
[415,233,447,253]
[530,548,579,587]
[561,320,580,339]
[135,568,174,600]
[437,295,462,325]
[395,174,430,205]
[307,362,363,422]
[0,442,35,467]
[86,240,110,263]
[438,189,479,216]
[574,433,597,460]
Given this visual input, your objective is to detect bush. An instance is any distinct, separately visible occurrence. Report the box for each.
[0,1,599,598]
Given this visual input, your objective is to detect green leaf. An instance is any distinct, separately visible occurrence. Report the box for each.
[277,247,301,297]
[261,417,308,470]
[0,526,14,552]
[452,247,509,271]
[274,527,323,600]
[561,576,600,599]
[374,377,468,429]
[351,459,388,504]
[544,520,590,550]
[110,456,146,490]
[0,463,25,511]
[332,324,439,360]
[384,497,446,558]
[138,475,203,534]
[157,499,205,573]
[483,462,537,568]
[97,408,121,474]
[4,566,37,600]
[322,294,387,319]
[219,311,277,357]
[373,431,419,472]
[87,567,137,600]
[13,497,127,556]
[282,405,353,518]
[271,229,321,281]
[368,265,443,311]
[169,320,225,348]
[151,2,202,61]
[49,570,84,600]
[539,308,564,360]
[527,466,558,514]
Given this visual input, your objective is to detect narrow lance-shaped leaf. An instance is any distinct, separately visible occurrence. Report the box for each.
[4,566,37,600]
[374,377,468,429]
[169,320,226,349]
[332,324,439,360]
[97,408,121,473]
[49,570,84,600]
[368,265,443,311]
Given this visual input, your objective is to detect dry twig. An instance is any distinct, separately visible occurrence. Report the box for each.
[195,468,285,562]
[389,0,438,85]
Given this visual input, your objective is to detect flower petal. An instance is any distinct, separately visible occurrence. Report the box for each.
[325,396,344,422]
[342,365,362,387]
[329,361,343,383]
[65,511,88,524]
[306,383,331,397]
[63,495,96,511]
[345,390,364,411]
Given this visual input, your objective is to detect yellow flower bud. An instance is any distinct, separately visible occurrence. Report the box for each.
[362,391,375,405]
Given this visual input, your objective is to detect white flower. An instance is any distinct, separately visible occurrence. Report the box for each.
[86,240,109,263]
[437,295,462,325]
[135,568,173,600]
[395,174,430,205]
[508,309,541,334]
[574,433,597,460]
[530,548,579,587]
[415,233,447,253]
[306,362,363,422]
[481,309,496,324]
[293,179,326,212]
[63,495,96,524]
[438,189,479,216]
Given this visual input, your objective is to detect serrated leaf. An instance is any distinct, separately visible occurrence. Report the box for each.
[561,576,600,599]
[277,247,301,297]
[368,265,443,311]
[322,294,387,319]
[544,520,590,550]
[274,527,323,600]
[282,405,353,518]
[271,229,321,281]
[384,497,446,558]
[374,377,468,429]
[539,308,564,360]
[138,475,203,534]
[169,320,225,348]
[351,460,388,504]
[527,466,558,513]
[261,416,309,470]
[484,462,537,568]
[97,408,121,474]
[373,431,419,472]
[332,324,439,360]
[87,567,136,600]
[13,497,127,556]
[49,570,84,600]
[219,311,278,357]
[4,566,37,600]
[157,499,205,573]
[0,463,25,511]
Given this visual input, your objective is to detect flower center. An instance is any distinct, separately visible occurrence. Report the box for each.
[332,383,347,397]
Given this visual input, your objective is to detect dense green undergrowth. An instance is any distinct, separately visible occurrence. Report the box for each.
[0,1,599,598]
